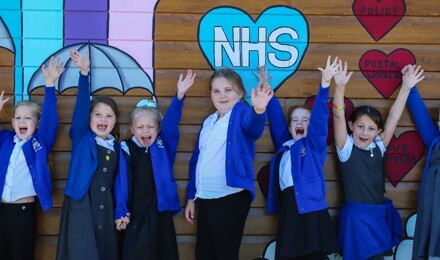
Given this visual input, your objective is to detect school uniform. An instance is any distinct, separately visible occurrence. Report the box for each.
[266,86,339,259]
[116,95,184,260]
[56,73,123,260]
[0,86,58,260]
[407,87,440,259]
[337,136,402,259]
[187,101,267,260]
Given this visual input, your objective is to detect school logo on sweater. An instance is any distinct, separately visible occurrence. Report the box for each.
[32,138,42,152]
[300,145,306,157]
[157,138,164,148]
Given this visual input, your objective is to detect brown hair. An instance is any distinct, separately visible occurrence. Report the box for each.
[209,68,246,98]
[90,95,120,141]
[286,104,312,123]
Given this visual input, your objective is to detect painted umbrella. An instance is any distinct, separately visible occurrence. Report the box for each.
[27,42,154,95]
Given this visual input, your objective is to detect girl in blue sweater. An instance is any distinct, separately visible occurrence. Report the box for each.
[115,70,195,260]
[184,68,273,260]
[56,49,124,260]
[333,60,424,259]
[402,64,439,260]
[265,56,340,260]
[0,56,62,259]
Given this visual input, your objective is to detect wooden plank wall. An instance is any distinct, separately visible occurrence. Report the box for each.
[0,0,440,259]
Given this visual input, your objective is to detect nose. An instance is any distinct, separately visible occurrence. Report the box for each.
[362,128,369,136]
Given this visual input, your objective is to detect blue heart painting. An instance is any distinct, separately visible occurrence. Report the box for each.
[198,6,309,103]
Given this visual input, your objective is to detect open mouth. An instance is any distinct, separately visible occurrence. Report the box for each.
[141,135,152,146]
[296,127,304,135]
[97,124,107,132]
[19,127,28,134]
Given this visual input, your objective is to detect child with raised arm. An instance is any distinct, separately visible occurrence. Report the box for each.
[265,56,340,260]
[0,57,62,259]
[115,70,196,260]
[333,60,424,259]
[184,68,273,260]
[56,49,124,260]
[401,64,438,260]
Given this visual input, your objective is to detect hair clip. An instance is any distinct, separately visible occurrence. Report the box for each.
[136,98,157,108]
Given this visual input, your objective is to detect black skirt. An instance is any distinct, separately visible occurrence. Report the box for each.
[275,187,340,258]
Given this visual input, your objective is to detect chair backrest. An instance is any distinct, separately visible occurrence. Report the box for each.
[262,240,276,260]
[393,239,413,260]
[405,213,417,238]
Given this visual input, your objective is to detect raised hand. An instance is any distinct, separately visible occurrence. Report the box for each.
[177,69,196,100]
[42,56,65,86]
[252,82,274,114]
[317,55,341,88]
[253,66,272,85]
[334,60,353,88]
[69,49,90,75]
[0,90,10,113]
[402,65,425,90]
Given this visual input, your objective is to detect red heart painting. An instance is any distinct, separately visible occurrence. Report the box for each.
[305,96,354,145]
[353,0,406,41]
[384,131,425,187]
[359,48,416,99]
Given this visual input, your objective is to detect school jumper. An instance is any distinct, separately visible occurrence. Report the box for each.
[187,101,267,260]
[56,73,124,260]
[266,86,339,258]
[407,87,440,259]
[116,95,183,260]
[187,101,267,201]
[0,86,58,260]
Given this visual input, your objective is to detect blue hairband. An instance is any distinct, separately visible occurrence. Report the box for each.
[136,99,157,108]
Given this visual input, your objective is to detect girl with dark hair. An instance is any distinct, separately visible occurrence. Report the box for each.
[333,60,425,260]
[265,56,340,260]
[56,49,125,260]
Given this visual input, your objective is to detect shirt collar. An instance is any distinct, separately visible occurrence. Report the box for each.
[13,135,30,144]
[282,139,295,148]
[95,135,115,151]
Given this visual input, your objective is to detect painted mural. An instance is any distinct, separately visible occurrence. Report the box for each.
[0,0,157,101]
[0,0,432,258]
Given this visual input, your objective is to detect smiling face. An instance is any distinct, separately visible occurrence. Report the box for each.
[12,105,39,140]
[210,77,243,117]
[288,108,311,141]
[90,102,116,140]
[349,114,381,148]
[130,110,160,147]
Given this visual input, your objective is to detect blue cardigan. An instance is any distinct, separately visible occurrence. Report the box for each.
[0,87,58,210]
[407,87,439,196]
[186,101,267,201]
[64,73,127,208]
[267,85,329,214]
[114,95,184,219]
